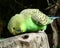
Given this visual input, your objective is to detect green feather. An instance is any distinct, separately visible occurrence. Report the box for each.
[25,15,47,32]
[7,9,53,35]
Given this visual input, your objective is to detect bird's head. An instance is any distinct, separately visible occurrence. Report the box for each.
[7,14,26,35]
[7,17,21,35]
[7,14,23,35]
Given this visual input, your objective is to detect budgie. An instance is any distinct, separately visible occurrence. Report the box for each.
[7,9,60,35]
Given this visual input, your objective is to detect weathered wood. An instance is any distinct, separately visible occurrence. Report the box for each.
[48,3,59,48]
[51,21,58,48]
[0,32,50,48]
[57,0,60,8]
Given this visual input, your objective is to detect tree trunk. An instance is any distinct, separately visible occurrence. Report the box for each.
[0,32,50,48]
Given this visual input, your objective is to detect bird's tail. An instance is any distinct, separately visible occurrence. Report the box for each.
[49,16,60,20]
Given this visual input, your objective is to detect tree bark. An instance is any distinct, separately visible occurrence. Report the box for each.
[0,32,50,48]
[51,21,58,48]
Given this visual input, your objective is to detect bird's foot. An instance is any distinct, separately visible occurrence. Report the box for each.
[38,30,45,33]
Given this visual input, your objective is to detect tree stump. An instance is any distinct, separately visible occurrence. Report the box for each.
[0,32,50,48]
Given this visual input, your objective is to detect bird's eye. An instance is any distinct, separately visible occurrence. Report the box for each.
[13,27,15,30]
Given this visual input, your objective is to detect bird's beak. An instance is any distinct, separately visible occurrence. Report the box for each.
[12,32,16,35]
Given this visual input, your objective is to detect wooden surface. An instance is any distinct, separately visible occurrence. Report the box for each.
[0,32,50,48]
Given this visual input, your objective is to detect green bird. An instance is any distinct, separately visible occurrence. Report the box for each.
[7,9,59,35]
